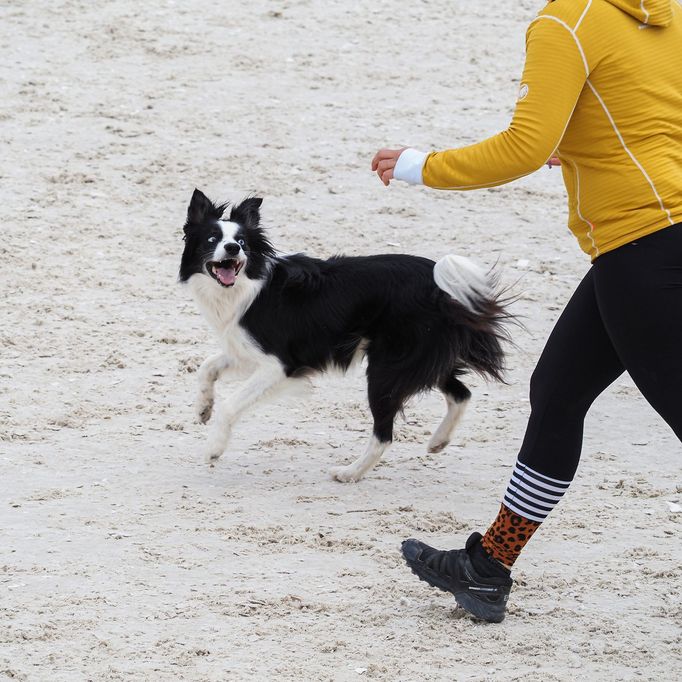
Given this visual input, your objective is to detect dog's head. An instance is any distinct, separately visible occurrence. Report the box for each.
[179,189,275,287]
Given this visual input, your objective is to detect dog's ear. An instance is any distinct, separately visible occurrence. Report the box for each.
[232,197,263,228]
[187,188,214,225]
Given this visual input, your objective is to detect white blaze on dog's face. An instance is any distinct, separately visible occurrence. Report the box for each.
[180,190,275,290]
[206,220,248,288]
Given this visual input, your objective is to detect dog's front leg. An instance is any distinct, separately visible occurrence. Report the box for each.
[204,361,286,465]
[195,353,231,424]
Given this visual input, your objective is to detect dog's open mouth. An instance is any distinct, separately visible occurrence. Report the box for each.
[208,259,243,287]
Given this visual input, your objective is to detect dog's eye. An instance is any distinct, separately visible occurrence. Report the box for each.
[238,239,245,247]
[207,236,217,243]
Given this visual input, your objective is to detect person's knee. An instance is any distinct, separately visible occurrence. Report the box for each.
[528,366,556,412]
[528,367,592,421]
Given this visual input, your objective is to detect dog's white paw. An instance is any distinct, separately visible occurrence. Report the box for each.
[330,465,363,483]
[204,425,232,466]
[427,437,449,454]
[195,398,214,424]
[204,444,224,466]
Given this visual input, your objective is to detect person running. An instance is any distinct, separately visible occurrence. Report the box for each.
[372,0,682,623]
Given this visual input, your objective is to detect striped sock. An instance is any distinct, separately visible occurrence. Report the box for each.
[504,460,571,522]
[481,460,572,566]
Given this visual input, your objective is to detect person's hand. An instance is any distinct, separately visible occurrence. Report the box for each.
[371,147,407,186]
[548,156,561,167]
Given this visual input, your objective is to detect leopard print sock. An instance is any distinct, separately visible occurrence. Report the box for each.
[481,503,541,567]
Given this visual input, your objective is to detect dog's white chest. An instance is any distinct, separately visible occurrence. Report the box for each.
[216,322,262,369]
[188,273,265,370]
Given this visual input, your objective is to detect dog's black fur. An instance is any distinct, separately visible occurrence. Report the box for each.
[180,190,510,480]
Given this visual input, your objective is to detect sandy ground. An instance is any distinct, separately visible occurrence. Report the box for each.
[2,1,681,680]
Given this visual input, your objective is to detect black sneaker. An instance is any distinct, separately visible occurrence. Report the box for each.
[401,532,512,623]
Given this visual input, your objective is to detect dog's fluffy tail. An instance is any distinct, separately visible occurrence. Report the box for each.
[433,254,494,313]
[434,254,513,382]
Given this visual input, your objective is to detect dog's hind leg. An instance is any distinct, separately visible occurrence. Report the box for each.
[204,361,286,465]
[331,364,406,483]
[195,353,231,424]
[427,376,471,453]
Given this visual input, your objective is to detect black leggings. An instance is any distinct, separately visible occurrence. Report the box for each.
[518,223,682,482]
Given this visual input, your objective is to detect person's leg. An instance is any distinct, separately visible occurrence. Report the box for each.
[482,224,682,569]
[480,267,625,566]
[592,223,682,441]
[403,268,625,620]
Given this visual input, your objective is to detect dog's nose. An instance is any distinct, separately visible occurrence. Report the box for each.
[224,242,241,257]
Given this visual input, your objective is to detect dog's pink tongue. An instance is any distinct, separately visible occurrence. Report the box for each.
[216,266,236,286]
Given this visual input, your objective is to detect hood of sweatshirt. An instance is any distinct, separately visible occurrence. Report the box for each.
[604,0,674,26]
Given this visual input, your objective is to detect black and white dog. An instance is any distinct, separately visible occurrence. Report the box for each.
[180,189,509,482]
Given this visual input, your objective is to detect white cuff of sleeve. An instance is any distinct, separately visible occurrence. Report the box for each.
[393,148,427,185]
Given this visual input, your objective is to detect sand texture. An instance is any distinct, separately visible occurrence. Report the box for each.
[1,1,681,680]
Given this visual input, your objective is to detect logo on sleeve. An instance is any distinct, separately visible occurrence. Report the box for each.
[518,83,529,101]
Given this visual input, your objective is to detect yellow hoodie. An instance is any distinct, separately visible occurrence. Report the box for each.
[394,0,682,259]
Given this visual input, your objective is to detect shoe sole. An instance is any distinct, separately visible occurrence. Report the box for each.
[402,552,506,624]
